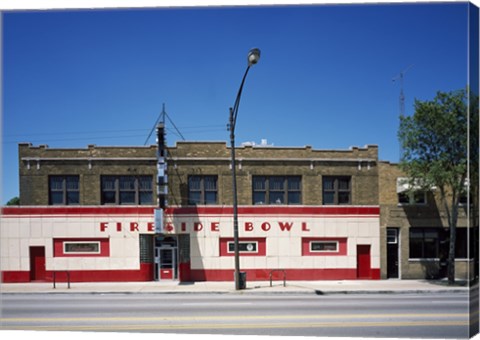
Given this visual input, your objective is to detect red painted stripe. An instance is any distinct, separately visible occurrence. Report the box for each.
[1,264,154,283]
[1,205,379,216]
[2,267,380,283]
[165,206,380,216]
[1,206,156,216]
[189,268,381,281]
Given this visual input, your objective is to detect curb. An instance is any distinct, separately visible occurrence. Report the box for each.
[1,288,469,295]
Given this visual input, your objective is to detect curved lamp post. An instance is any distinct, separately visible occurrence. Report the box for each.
[228,48,261,290]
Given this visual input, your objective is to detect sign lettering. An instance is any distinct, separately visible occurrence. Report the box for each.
[99,220,311,234]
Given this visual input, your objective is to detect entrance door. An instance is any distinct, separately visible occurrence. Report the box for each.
[154,236,178,281]
[30,246,46,281]
[159,247,177,280]
[356,245,371,279]
[387,228,399,278]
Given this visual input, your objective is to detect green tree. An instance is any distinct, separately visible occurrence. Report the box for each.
[398,89,474,285]
[6,196,20,205]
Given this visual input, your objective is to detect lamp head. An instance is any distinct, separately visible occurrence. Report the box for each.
[247,48,261,66]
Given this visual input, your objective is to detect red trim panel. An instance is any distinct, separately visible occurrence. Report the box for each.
[53,238,110,257]
[2,271,31,283]
[1,263,153,283]
[190,268,381,281]
[219,238,266,256]
[1,205,379,217]
[179,262,191,282]
[3,266,380,283]
[1,206,156,216]
[302,237,347,256]
[166,206,379,216]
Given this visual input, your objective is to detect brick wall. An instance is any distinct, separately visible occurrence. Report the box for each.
[19,143,157,205]
[19,141,379,207]
[378,161,470,280]
[167,142,379,206]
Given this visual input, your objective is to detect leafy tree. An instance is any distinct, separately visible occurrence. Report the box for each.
[398,89,475,285]
[6,196,20,206]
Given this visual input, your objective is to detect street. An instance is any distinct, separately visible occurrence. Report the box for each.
[0,292,472,338]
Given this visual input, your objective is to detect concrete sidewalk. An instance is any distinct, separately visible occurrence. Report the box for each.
[0,279,472,295]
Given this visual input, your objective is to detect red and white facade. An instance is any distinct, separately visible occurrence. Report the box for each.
[1,205,380,283]
[1,207,155,283]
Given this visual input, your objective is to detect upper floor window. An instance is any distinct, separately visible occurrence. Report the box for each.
[322,176,351,205]
[49,175,80,205]
[101,175,153,205]
[397,178,427,205]
[188,175,218,205]
[398,191,427,205]
[252,176,301,205]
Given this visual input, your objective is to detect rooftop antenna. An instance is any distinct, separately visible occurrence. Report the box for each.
[144,104,185,145]
[392,65,413,160]
[392,65,413,118]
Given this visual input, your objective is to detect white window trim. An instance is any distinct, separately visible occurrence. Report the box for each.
[387,229,398,244]
[227,241,259,254]
[63,241,101,254]
[309,241,339,253]
[396,177,428,206]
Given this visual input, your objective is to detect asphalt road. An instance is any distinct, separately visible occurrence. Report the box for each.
[0,292,474,338]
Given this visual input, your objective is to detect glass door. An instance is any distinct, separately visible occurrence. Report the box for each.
[158,246,177,280]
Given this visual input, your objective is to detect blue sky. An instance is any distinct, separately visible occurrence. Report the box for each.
[1,2,473,203]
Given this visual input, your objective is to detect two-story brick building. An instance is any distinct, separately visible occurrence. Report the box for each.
[1,139,475,283]
[379,161,477,281]
[1,141,381,283]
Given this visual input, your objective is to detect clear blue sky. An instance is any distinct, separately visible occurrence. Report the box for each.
[1,2,472,203]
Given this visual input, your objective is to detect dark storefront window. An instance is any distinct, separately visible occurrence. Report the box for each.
[409,229,439,259]
[409,227,470,259]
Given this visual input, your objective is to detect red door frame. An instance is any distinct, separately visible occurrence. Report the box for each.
[356,245,371,279]
[30,246,46,281]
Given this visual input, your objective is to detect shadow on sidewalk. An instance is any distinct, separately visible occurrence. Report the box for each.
[421,278,469,287]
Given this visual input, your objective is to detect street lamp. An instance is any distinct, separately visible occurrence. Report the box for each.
[228,48,261,290]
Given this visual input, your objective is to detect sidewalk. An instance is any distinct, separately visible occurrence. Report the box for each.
[0,279,472,295]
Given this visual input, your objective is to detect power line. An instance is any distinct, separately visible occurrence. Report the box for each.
[3,128,150,138]
[2,133,150,145]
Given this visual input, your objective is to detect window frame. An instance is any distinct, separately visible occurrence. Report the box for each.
[227,241,259,254]
[302,237,347,256]
[187,175,218,205]
[101,175,154,205]
[64,241,101,255]
[252,176,302,205]
[53,238,110,257]
[49,175,80,205]
[409,228,440,259]
[322,176,351,205]
[387,229,398,244]
[396,177,428,206]
[219,238,266,256]
[397,190,427,205]
[309,241,339,253]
